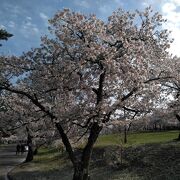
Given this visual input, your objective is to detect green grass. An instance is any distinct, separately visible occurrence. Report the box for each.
[9,147,73,180]
[95,130,179,147]
[105,141,180,180]
[9,131,180,180]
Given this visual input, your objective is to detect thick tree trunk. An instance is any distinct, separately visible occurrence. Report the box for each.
[55,121,101,180]
[25,127,34,162]
[72,122,102,180]
[73,67,105,179]
[73,165,90,180]
[73,164,84,180]
[26,144,33,162]
[58,66,105,180]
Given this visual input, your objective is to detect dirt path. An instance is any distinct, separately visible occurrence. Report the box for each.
[0,144,26,180]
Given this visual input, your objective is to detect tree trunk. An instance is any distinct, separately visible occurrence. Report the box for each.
[73,164,90,180]
[73,164,84,180]
[57,65,105,180]
[33,147,38,155]
[26,144,33,162]
[25,127,34,162]
[56,121,101,180]
[154,123,157,130]
[124,125,127,144]
[55,122,76,165]
[73,122,102,180]
[178,133,180,140]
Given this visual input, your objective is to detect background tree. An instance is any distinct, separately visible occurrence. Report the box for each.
[0,92,57,161]
[159,56,180,139]
[0,29,13,46]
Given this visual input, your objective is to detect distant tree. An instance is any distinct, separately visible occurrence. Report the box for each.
[161,56,180,140]
[0,92,56,161]
[168,99,180,140]
[0,29,13,46]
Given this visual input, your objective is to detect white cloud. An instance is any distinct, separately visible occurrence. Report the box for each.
[32,27,39,33]
[0,24,6,29]
[75,0,90,8]
[99,4,111,14]
[21,21,39,38]
[171,0,180,6]
[40,12,49,21]
[39,13,49,26]
[8,21,15,28]
[161,0,180,56]
[98,0,123,20]
[23,21,32,29]
[80,1,90,8]
[162,2,176,12]
[26,16,32,21]
[142,2,149,7]
[114,0,123,6]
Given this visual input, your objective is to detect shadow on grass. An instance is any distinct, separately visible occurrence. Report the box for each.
[88,140,180,180]
[0,174,5,180]
[118,140,180,180]
[9,165,73,180]
[9,140,180,180]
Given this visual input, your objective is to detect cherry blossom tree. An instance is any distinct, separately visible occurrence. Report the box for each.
[0,28,13,138]
[0,7,172,179]
[0,92,57,161]
[159,56,180,139]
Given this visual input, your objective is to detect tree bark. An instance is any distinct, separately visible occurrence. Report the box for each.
[178,133,180,140]
[25,127,34,162]
[72,164,90,180]
[26,144,33,162]
[73,163,84,180]
[73,122,102,180]
[55,120,102,180]
[124,125,127,144]
[55,122,76,165]
[72,65,105,179]
[33,147,38,155]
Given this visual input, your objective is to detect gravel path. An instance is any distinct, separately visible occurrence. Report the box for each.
[0,144,26,180]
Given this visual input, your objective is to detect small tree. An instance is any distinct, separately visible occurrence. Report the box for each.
[0,29,13,46]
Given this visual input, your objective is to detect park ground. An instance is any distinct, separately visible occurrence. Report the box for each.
[8,131,180,180]
[0,144,26,180]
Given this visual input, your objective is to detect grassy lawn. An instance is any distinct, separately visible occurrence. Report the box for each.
[9,147,73,180]
[91,140,180,180]
[95,130,179,147]
[9,131,180,180]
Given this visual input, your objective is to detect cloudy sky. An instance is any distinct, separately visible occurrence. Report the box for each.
[0,0,180,56]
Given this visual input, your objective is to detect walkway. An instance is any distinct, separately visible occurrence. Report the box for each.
[0,144,26,180]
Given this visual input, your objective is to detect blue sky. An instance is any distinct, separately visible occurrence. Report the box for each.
[0,0,180,56]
